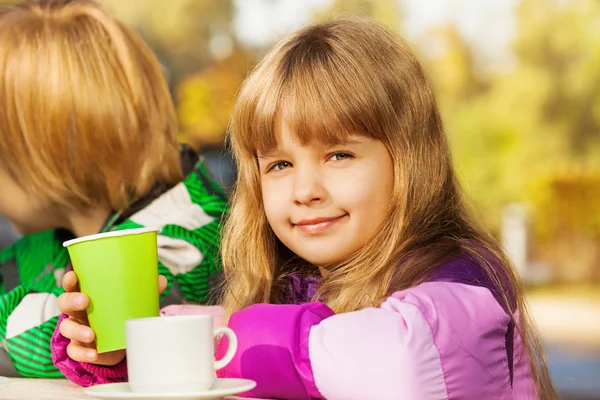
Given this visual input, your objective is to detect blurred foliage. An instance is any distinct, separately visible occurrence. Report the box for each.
[177,50,252,147]
[423,0,600,280]
[315,0,402,30]
[103,0,236,87]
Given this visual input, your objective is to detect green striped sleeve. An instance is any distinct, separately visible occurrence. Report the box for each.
[6,316,63,377]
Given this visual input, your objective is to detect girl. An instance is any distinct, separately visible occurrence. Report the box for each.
[54,18,556,399]
[0,0,226,378]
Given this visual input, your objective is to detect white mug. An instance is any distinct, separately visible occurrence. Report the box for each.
[125,315,237,393]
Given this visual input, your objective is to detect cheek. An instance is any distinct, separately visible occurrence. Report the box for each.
[366,173,394,223]
[331,168,390,208]
[261,181,287,224]
[0,191,26,219]
[0,188,53,232]
[333,169,393,228]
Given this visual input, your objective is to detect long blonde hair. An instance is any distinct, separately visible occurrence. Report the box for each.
[0,0,181,212]
[222,18,556,398]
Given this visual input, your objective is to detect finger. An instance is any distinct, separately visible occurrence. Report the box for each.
[96,349,127,366]
[59,317,95,344]
[158,275,168,295]
[67,340,98,363]
[62,271,80,292]
[56,292,90,318]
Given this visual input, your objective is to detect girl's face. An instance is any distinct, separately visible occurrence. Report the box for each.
[0,168,62,234]
[258,115,394,270]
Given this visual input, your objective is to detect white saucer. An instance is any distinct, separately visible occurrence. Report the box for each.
[84,378,257,400]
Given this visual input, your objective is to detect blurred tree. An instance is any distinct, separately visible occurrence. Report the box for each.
[177,50,253,147]
[426,0,600,281]
[417,24,515,231]
[423,25,488,104]
[103,0,236,89]
[514,0,600,156]
[534,169,600,282]
[315,0,402,31]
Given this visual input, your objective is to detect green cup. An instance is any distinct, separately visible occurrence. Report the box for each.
[63,227,160,353]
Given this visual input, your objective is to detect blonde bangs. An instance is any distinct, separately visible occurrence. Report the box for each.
[0,1,181,211]
[230,24,399,160]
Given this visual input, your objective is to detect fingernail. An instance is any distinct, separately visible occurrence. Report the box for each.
[81,329,92,341]
[73,295,85,308]
[86,351,96,361]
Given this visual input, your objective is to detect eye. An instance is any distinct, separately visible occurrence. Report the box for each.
[329,152,353,161]
[268,161,292,172]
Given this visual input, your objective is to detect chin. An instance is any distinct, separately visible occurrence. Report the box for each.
[300,253,344,267]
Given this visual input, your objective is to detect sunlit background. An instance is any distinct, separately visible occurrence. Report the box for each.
[0,0,598,397]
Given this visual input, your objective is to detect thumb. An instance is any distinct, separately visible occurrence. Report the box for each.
[158,274,168,295]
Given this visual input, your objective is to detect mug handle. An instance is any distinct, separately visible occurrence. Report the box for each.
[213,327,237,370]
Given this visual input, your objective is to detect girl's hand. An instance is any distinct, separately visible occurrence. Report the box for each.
[56,271,168,366]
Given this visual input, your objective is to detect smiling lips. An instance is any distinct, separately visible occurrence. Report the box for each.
[294,215,347,234]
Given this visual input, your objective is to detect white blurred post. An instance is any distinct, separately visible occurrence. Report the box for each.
[501,203,528,280]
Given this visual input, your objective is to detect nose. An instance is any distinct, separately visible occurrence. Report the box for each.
[292,164,327,206]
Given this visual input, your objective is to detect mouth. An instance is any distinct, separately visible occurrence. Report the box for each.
[293,214,347,234]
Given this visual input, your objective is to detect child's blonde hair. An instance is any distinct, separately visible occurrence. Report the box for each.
[0,0,181,212]
[222,18,555,397]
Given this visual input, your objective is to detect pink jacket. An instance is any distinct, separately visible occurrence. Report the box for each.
[51,259,537,399]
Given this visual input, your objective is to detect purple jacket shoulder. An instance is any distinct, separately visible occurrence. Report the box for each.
[217,258,535,399]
